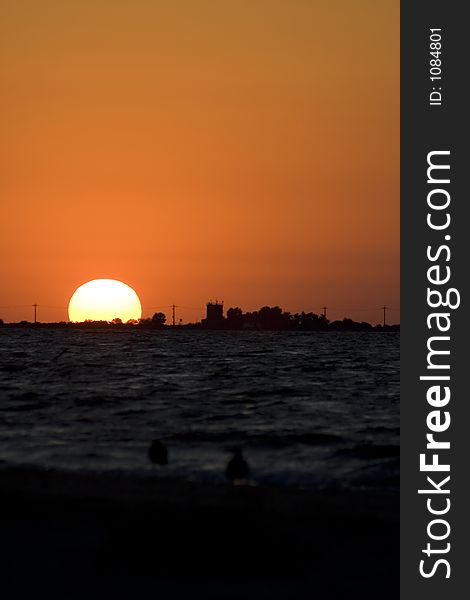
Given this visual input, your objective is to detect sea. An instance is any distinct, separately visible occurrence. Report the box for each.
[0,329,399,491]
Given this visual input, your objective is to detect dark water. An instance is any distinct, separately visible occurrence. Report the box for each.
[0,329,399,490]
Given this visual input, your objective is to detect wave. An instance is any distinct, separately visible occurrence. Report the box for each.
[335,444,399,460]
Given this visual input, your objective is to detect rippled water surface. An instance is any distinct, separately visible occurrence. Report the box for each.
[0,329,399,490]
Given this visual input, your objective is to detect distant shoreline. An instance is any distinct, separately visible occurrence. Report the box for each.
[0,321,400,332]
[1,304,399,331]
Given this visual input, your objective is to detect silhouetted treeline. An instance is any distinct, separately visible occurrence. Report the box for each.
[0,318,166,330]
[225,306,329,331]
[220,306,398,331]
[0,307,399,331]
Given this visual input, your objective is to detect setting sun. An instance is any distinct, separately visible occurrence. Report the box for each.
[68,279,142,323]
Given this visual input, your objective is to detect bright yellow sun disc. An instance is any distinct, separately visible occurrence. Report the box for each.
[68,279,142,323]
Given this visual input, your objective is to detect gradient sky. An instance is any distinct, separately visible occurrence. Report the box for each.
[0,0,399,324]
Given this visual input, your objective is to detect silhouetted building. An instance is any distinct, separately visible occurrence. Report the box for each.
[202,300,225,329]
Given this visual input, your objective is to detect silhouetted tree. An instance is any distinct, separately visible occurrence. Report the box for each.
[293,311,329,330]
[112,318,123,325]
[152,312,166,327]
[226,307,244,329]
[329,318,372,331]
[257,306,292,330]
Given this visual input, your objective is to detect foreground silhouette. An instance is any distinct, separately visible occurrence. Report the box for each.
[1,467,399,600]
[225,448,250,485]
[148,440,168,466]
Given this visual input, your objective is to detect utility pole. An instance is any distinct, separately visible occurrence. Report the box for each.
[33,303,37,324]
[172,304,176,327]
[382,306,388,327]
[322,305,327,319]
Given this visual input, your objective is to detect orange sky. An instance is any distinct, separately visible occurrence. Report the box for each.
[0,1,399,325]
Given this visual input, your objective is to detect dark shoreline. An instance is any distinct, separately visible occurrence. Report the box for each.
[1,467,398,599]
[0,323,400,332]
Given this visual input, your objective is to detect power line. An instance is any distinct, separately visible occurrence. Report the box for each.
[293,306,399,314]
[1,302,399,313]
[144,304,200,311]
[39,305,68,310]
[0,305,34,309]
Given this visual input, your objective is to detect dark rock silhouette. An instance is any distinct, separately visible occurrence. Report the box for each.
[148,440,168,466]
[225,448,250,484]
